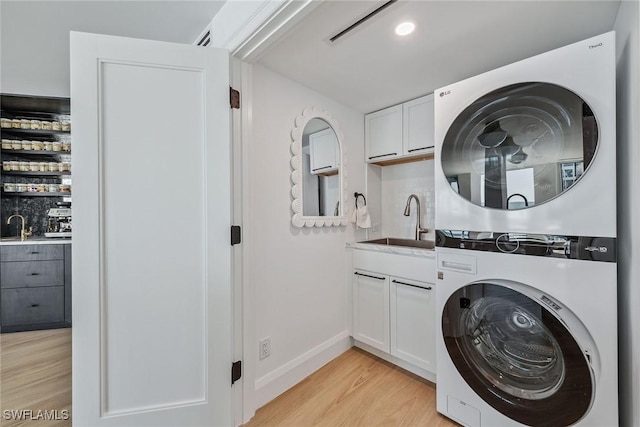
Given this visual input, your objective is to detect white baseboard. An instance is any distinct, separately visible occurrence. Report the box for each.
[253,330,352,410]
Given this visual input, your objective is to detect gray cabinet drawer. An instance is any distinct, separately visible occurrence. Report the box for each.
[0,245,64,262]
[1,260,65,288]
[1,287,64,326]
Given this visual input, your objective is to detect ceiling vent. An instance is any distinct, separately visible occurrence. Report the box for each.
[328,0,398,44]
[195,27,211,47]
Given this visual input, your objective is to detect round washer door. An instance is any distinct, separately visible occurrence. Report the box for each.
[442,281,594,426]
[441,82,598,210]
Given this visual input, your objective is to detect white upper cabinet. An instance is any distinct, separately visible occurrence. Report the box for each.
[365,94,434,165]
[364,104,402,162]
[309,127,339,175]
[403,94,434,155]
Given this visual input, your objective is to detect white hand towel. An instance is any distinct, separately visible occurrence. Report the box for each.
[356,206,372,229]
[350,207,358,224]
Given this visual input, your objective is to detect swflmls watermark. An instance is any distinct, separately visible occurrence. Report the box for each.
[3,409,70,421]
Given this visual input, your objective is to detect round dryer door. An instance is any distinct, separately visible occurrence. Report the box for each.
[441,82,598,210]
[442,282,593,426]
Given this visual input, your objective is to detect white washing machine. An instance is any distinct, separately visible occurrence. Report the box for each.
[435,235,617,427]
[434,32,616,237]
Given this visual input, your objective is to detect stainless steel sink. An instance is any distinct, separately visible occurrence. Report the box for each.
[360,237,435,250]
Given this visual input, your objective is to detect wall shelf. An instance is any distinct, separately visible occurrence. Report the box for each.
[2,171,70,177]
[0,149,70,156]
[1,191,71,197]
[0,128,70,136]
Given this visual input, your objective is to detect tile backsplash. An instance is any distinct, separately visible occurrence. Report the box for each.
[381,160,435,241]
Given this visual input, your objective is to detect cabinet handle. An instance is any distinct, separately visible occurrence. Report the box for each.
[407,146,434,153]
[354,272,385,281]
[30,251,39,255]
[368,153,397,160]
[30,304,40,308]
[312,166,333,172]
[392,279,432,290]
[29,273,40,276]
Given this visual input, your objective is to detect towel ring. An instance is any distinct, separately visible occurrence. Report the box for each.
[354,192,367,208]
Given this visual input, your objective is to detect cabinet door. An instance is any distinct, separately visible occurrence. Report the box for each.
[0,244,64,262]
[352,270,390,352]
[403,94,435,155]
[390,277,436,373]
[1,260,65,288]
[309,128,338,175]
[365,104,402,163]
[1,286,64,326]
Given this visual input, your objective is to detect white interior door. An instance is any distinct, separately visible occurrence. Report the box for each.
[70,32,232,426]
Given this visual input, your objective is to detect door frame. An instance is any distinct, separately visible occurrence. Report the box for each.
[211,2,320,424]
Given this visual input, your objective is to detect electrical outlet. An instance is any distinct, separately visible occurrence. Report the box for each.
[259,337,271,360]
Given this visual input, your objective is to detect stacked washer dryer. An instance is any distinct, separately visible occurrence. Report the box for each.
[433,32,617,427]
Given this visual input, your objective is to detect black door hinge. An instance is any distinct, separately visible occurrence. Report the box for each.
[231,360,242,385]
[230,87,240,109]
[231,225,241,245]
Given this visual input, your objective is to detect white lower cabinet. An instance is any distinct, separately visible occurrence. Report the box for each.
[352,270,390,352]
[351,249,436,380]
[390,277,435,373]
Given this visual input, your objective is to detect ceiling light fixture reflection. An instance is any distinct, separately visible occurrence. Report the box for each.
[395,21,415,36]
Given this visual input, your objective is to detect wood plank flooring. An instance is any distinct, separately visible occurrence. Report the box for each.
[244,348,459,427]
[1,331,458,427]
[0,329,72,427]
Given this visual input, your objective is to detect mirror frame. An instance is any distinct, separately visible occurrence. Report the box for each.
[290,107,348,228]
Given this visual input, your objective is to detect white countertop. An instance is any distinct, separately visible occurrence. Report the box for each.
[0,238,72,246]
[347,241,435,258]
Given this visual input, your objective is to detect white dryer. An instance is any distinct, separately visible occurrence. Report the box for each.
[434,32,616,237]
[435,235,617,427]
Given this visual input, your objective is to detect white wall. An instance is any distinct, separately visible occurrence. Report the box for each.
[248,64,366,409]
[614,2,640,426]
[380,160,436,241]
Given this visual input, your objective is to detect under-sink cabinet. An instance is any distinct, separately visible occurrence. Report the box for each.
[0,243,71,332]
[364,94,434,165]
[351,247,436,380]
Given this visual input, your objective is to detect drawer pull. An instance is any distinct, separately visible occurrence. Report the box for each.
[30,251,40,254]
[29,273,40,276]
[368,153,397,160]
[392,279,432,290]
[354,272,385,281]
[30,304,40,308]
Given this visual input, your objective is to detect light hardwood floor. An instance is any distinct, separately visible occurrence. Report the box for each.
[1,331,458,427]
[245,348,459,427]
[0,329,72,427]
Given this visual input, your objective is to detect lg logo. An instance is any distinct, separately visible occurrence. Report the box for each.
[439,90,451,97]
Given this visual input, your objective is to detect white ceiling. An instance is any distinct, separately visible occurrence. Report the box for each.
[0,0,225,96]
[257,0,621,113]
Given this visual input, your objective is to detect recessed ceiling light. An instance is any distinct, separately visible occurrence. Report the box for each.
[395,21,415,36]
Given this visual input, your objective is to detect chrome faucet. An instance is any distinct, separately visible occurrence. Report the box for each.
[7,214,32,241]
[403,194,429,240]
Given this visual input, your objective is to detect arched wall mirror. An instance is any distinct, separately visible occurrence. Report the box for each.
[291,107,348,228]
